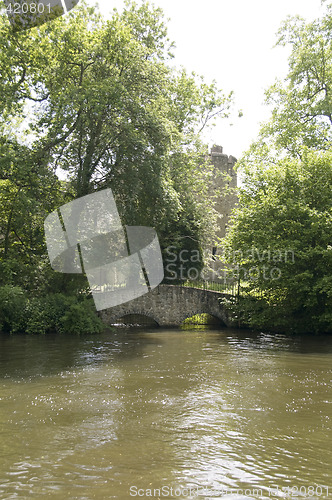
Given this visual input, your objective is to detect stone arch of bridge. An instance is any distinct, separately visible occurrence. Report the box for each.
[181,311,226,326]
[111,310,162,327]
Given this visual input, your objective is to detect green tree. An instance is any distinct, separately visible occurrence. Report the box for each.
[0,0,233,287]
[222,5,332,334]
[222,149,332,334]
[0,136,66,289]
[242,4,332,164]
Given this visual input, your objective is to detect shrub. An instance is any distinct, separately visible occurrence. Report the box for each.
[0,285,27,333]
[59,299,105,335]
[0,287,104,335]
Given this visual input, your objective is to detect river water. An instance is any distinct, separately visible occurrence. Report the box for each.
[0,327,331,500]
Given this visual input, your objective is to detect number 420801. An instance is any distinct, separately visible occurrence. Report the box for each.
[6,3,51,14]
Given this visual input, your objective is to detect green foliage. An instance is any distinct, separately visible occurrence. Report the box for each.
[222,5,332,334]
[0,135,68,293]
[0,285,27,333]
[59,299,105,335]
[0,287,104,335]
[266,8,332,154]
[239,5,332,167]
[0,0,233,312]
[25,297,50,335]
[222,149,332,334]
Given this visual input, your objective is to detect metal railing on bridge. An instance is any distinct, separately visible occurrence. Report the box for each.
[164,279,264,299]
[166,279,238,295]
[91,279,263,300]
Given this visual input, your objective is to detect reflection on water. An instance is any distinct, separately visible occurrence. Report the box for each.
[0,329,331,499]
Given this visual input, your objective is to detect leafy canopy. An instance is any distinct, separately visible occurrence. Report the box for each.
[222,4,332,334]
[0,0,234,304]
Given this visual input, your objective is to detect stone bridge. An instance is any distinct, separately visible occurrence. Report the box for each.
[99,285,235,327]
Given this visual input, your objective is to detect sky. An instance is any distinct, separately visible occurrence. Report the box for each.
[87,0,326,160]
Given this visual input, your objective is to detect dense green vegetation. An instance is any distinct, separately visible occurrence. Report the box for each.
[222,6,332,334]
[1,1,331,335]
[0,1,231,333]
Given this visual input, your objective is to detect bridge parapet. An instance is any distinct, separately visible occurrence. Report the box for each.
[99,284,235,327]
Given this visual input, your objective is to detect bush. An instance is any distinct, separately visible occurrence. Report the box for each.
[59,299,105,335]
[0,285,27,333]
[0,287,104,335]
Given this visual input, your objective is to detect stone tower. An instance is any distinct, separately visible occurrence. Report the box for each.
[205,145,238,280]
[210,145,237,239]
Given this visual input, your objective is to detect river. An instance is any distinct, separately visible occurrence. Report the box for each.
[0,327,331,499]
